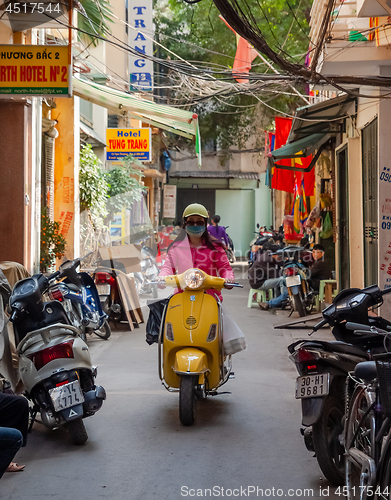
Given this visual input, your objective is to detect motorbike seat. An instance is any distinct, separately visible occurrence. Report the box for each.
[328,341,367,357]
[66,283,80,292]
[354,361,377,382]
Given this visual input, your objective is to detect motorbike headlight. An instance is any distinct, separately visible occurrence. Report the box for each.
[184,269,204,289]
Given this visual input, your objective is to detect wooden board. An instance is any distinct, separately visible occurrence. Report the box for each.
[116,274,144,328]
[273,312,324,329]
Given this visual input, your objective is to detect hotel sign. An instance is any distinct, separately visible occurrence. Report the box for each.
[0,45,70,96]
[106,128,152,161]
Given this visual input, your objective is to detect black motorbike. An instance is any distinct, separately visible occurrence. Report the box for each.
[288,284,391,484]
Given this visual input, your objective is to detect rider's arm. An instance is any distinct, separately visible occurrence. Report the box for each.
[215,247,235,282]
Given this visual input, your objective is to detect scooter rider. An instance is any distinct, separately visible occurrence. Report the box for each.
[159,203,235,297]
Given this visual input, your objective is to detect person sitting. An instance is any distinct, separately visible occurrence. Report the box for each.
[0,392,29,478]
[309,244,332,292]
[248,244,288,311]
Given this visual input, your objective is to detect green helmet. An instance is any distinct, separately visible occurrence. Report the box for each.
[183,203,209,219]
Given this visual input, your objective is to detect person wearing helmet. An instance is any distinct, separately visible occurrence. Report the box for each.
[159,203,235,301]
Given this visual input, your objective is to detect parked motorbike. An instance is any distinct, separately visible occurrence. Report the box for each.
[157,269,242,426]
[277,246,314,317]
[134,240,159,298]
[288,284,391,484]
[48,259,111,341]
[9,268,106,445]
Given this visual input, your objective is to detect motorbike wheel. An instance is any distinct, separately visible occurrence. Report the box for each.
[179,375,197,426]
[312,396,345,486]
[293,294,306,317]
[151,283,158,299]
[94,320,111,340]
[67,418,88,445]
[345,386,375,499]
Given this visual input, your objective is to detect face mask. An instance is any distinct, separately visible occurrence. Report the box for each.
[186,225,205,237]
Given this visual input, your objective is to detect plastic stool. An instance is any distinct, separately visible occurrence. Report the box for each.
[247,288,275,308]
[316,279,338,311]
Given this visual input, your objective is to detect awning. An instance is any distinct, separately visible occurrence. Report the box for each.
[80,122,106,148]
[72,78,201,166]
[272,133,332,160]
[271,94,357,172]
[289,94,356,142]
[271,133,332,172]
[170,170,259,180]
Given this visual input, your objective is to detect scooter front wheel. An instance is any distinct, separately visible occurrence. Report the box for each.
[94,320,111,340]
[179,375,197,426]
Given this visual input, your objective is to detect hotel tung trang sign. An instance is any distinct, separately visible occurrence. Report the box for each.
[0,45,70,95]
[106,128,152,161]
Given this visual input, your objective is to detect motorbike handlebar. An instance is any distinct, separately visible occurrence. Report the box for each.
[382,287,391,296]
[346,322,372,331]
[312,318,327,332]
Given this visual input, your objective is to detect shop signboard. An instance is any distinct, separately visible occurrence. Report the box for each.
[163,185,176,219]
[106,128,151,161]
[128,0,153,91]
[0,45,70,96]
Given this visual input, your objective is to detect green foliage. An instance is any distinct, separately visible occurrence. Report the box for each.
[105,156,146,217]
[79,146,145,224]
[79,144,109,221]
[78,0,114,47]
[40,208,67,272]
[154,0,311,146]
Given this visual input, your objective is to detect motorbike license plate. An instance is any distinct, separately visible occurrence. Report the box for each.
[49,381,84,411]
[97,284,110,295]
[295,373,330,399]
[286,275,301,287]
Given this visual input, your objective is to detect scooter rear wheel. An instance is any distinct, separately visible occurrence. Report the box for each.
[179,376,197,426]
[67,418,88,445]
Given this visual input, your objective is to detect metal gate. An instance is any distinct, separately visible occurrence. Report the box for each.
[362,118,378,286]
[176,189,216,223]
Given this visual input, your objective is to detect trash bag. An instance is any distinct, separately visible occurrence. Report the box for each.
[319,212,333,239]
[221,305,247,355]
[146,298,169,345]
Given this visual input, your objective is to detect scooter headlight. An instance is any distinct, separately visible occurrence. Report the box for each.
[184,269,204,289]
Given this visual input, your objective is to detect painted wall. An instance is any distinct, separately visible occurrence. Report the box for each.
[255,173,272,229]
[216,190,255,259]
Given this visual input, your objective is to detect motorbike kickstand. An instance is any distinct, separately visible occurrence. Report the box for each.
[28,405,39,433]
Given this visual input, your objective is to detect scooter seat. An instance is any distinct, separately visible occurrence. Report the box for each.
[328,341,367,357]
[354,361,377,382]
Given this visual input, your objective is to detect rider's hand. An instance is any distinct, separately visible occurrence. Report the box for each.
[157,276,166,289]
[224,279,234,290]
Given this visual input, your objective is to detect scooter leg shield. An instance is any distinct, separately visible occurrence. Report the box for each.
[173,348,208,375]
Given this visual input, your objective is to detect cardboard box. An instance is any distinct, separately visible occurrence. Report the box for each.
[99,244,142,274]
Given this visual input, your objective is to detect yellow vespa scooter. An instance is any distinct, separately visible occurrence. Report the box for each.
[157,268,242,425]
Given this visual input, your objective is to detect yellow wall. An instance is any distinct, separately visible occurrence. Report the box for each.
[52,97,80,260]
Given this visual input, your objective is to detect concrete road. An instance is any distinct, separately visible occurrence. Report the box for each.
[1,268,341,500]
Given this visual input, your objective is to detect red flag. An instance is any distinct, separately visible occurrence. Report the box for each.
[220,16,258,84]
[272,117,295,192]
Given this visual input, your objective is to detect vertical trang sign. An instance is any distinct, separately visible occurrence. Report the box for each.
[128,0,153,91]
[163,185,176,219]
[106,128,151,161]
[0,45,70,95]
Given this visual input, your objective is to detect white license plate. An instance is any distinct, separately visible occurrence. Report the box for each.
[286,275,301,287]
[295,373,330,399]
[97,284,111,295]
[49,381,85,411]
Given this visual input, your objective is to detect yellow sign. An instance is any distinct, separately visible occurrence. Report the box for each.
[106,128,151,161]
[0,45,70,95]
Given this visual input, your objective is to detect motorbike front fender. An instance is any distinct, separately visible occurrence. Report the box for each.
[173,348,209,375]
[289,285,300,295]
